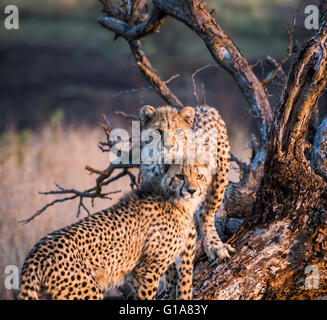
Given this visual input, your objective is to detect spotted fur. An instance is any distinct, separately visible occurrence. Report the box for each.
[140,105,235,263]
[18,162,210,300]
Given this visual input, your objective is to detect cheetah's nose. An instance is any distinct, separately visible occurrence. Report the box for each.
[187,188,196,195]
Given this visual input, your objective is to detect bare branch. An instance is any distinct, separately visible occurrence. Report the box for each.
[102,114,114,131]
[265,55,288,86]
[99,0,272,139]
[20,194,78,225]
[98,5,165,41]
[98,1,183,108]
[20,165,137,224]
[165,73,180,84]
[21,112,141,224]
[115,111,140,121]
[153,0,272,142]
[262,0,305,87]
[201,83,206,105]
[112,73,180,98]
[129,40,184,108]
[129,0,148,24]
[191,64,217,105]
[96,116,115,153]
[77,197,91,217]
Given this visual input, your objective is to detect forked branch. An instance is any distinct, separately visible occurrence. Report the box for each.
[21,117,140,224]
[98,0,184,109]
[262,0,305,88]
[128,40,184,108]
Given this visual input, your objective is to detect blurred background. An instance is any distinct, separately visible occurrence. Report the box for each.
[0,0,324,299]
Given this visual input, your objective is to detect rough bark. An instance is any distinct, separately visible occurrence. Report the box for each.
[193,11,327,300]
[96,0,327,300]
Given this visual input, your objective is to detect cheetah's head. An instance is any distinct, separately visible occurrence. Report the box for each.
[159,160,212,203]
[140,105,195,156]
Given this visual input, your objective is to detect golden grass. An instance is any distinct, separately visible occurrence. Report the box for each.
[0,125,130,299]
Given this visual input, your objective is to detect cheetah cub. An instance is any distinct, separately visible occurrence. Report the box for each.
[18,162,211,300]
[140,105,235,263]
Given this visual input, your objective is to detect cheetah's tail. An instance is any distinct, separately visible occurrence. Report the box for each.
[17,268,41,300]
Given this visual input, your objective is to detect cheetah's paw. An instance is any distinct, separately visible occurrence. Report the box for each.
[206,243,235,265]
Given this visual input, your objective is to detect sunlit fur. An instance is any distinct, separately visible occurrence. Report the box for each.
[140,105,195,189]
[17,161,207,300]
[140,105,235,265]
[140,105,195,151]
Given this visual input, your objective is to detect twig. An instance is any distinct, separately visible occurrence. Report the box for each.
[98,4,165,42]
[103,114,113,131]
[77,197,91,217]
[21,111,141,224]
[191,64,217,105]
[165,73,180,84]
[265,56,288,86]
[201,83,207,105]
[112,73,180,98]
[262,0,305,87]
[131,40,184,109]
[20,195,78,225]
[115,111,140,121]
[85,165,108,176]
[20,174,126,224]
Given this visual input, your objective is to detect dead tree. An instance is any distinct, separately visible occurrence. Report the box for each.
[97,0,327,299]
[24,0,327,299]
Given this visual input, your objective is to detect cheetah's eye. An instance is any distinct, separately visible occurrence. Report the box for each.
[175,174,184,180]
[197,174,204,180]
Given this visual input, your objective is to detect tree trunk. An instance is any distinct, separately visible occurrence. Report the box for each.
[97,0,327,300]
[193,11,327,300]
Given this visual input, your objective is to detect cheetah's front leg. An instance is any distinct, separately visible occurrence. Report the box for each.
[176,229,197,300]
[198,173,235,263]
[199,211,235,263]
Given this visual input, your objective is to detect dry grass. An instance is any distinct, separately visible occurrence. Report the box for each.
[0,125,130,299]
[0,123,250,300]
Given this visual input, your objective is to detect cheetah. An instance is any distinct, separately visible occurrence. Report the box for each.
[18,161,211,300]
[140,104,235,263]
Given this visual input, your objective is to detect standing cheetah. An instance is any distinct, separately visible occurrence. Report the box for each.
[140,104,235,263]
[18,161,211,300]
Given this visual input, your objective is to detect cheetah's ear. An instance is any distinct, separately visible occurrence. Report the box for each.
[179,106,195,126]
[140,105,156,127]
